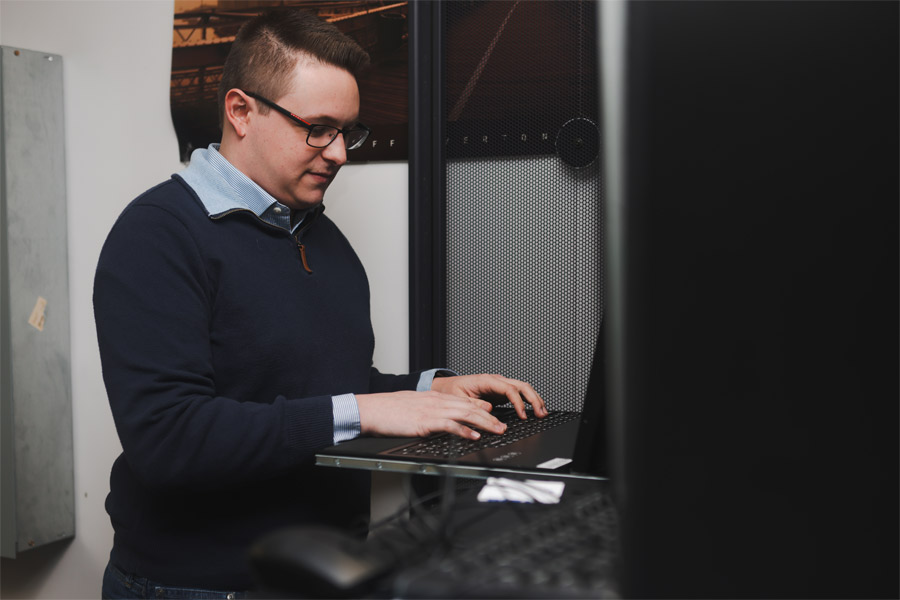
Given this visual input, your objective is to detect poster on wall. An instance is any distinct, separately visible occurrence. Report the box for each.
[171,0,408,163]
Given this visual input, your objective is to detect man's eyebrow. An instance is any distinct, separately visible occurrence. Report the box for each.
[304,114,360,128]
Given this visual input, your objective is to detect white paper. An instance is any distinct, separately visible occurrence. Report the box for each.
[476,477,566,504]
[537,457,573,470]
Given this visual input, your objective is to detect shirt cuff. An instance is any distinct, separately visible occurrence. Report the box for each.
[416,368,458,392]
[332,393,361,444]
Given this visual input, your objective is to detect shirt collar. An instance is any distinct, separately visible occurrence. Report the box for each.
[178,143,308,233]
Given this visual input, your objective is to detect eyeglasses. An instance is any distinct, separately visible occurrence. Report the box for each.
[243,90,370,150]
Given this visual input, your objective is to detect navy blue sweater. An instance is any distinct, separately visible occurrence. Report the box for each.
[93,175,419,589]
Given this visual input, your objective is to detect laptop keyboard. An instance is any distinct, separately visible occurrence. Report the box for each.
[392,487,619,598]
[387,409,580,459]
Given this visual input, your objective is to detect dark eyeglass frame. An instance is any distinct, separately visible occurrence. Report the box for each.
[243,90,370,150]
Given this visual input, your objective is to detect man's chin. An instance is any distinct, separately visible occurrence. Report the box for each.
[293,200,324,212]
[290,182,329,210]
[284,192,325,212]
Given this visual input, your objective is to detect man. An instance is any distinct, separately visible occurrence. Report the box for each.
[94,8,546,598]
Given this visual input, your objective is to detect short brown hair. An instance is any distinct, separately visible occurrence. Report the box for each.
[217,8,370,127]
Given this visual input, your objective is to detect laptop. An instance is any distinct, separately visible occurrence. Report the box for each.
[316,327,608,480]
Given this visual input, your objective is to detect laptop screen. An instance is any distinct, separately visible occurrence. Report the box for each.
[568,324,608,478]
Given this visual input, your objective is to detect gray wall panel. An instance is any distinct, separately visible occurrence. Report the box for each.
[0,45,74,558]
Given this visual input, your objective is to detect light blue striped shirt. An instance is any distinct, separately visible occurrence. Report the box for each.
[179,144,448,444]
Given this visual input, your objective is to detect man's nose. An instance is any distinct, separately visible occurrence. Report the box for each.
[322,134,348,165]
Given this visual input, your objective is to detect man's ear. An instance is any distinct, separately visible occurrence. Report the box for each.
[223,89,252,138]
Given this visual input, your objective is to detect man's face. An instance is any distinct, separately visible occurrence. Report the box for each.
[244,61,361,211]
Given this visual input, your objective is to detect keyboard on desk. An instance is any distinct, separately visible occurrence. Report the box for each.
[392,487,619,598]
[385,409,580,459]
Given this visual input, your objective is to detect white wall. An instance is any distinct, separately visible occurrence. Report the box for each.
[0,1,409,597]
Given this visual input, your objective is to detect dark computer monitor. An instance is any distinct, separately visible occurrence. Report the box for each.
[601,1,898,597]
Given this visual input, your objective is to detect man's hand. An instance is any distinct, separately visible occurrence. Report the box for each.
[431,374,548,420]
[356,390,506,440]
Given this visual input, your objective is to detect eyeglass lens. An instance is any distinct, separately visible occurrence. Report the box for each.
[343,129,369,150]
[307,125,368,150]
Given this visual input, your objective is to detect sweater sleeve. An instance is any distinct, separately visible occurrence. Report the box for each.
[367,367,422,393]
[93,201,334,492]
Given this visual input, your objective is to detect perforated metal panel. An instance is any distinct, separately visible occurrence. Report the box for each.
[442,1,602,411]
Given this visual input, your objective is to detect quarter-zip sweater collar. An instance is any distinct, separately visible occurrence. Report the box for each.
[180,143,321,273]
[179,143,313,233]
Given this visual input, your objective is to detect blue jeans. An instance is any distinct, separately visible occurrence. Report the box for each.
[102,562,249,599]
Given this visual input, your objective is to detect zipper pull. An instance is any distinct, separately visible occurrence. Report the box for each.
[296,240,313,274]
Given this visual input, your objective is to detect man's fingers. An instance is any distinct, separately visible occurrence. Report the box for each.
[493,377,546,419]
[472,398,494,412]
[449,403,506,435]
[518,382,547,416]
[431,373,549,419]
[445,422,481,440]
[423,393,506,436]
[357,388,519,440]
[505,387,528,419]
